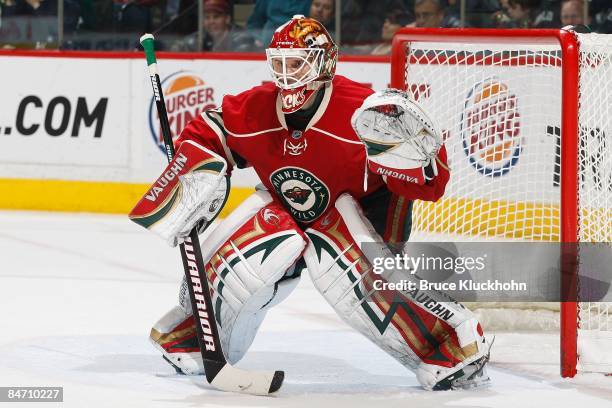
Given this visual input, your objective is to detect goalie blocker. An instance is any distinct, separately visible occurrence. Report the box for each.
[129,140,230,247]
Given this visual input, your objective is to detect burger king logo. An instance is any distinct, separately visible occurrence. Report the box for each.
[148,71,218,153]
[460,78,522,177]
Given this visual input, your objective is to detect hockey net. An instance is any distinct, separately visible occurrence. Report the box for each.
[391,29,612,377]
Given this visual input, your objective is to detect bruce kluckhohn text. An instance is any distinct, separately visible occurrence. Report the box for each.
[373,279,528,292]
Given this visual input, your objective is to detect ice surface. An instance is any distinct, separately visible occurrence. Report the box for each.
[0,211,611,407]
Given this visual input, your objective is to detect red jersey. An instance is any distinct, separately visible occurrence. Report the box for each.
[176,75,449,224]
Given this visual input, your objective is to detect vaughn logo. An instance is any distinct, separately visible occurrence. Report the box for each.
[270,167,330,223]
[403,288,455,321]
[460,78,522,177]
[149,71,218,153]
[375,167,419,184]
[145,153,187,202]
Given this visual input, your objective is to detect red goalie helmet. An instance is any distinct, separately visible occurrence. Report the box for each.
[266,15,338,113]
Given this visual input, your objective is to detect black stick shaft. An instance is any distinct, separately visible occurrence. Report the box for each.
[140,34,226,382]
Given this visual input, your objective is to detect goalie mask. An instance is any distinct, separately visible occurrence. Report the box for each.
[266,15,338,113]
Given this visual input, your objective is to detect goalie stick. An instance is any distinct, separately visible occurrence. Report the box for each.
[140,33,284,396]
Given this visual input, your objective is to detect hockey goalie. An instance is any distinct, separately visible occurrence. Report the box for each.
[130,15,490,391]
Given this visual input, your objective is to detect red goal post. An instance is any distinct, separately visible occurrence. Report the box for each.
[390,28,611,378]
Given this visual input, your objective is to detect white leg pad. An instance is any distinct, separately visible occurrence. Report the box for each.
[153,190,306,373]
[304,194,489,389]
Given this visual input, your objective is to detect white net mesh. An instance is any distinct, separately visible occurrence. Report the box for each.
[576,33,612,372]
[404,42,563,241]
[398,32,612,372]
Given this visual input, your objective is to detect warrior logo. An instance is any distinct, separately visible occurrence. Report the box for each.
[270,167,330,223]
[151,75,161,101]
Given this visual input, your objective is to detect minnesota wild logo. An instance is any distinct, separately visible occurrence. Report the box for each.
[270,167,330,222]
[283,186,312,205]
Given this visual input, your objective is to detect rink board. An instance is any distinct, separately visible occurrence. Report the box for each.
[0,51,389,213]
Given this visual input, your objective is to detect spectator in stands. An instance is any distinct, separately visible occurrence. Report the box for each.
[560,0,587,27]
[162,0,198,35]
[492,0,511,27]
[13,0,56,15]
[172,0,256,52]
[0,0,83,32]
[591,0,611,33]
[309,0,335,35]
[340,0,411,47]
[0,0,19,17]
[370,8,412,55]
[247,0,310,48]
[494,0,558,28]
[410,0,461,28]
[503,0,534,27]
[534,0,560,27]
[446,0,460,18]
[113,0,161,32]
[0,0,20,44]
[462,0,501,27]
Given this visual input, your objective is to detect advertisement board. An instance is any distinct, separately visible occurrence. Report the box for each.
[0,57,129,169]
[0,52,390,212]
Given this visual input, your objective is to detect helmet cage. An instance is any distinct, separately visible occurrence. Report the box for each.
[265,48,325,90]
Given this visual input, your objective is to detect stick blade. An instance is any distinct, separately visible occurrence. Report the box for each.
[210,364,284,395]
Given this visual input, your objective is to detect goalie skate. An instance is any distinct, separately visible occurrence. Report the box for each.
[433,355,491,391]
[431,343,492,391]
[150,306,203,375]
